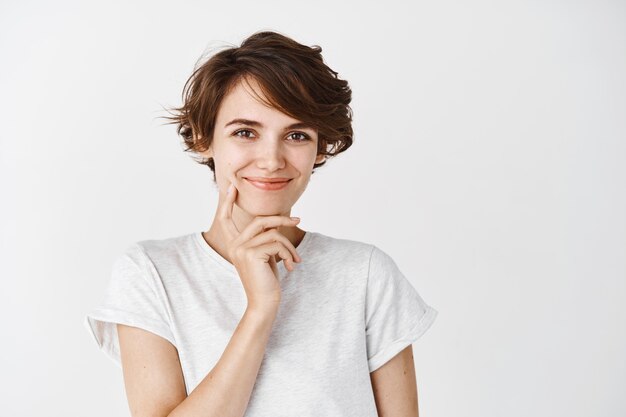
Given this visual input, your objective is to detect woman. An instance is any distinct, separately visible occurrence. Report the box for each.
[84,30,438,417]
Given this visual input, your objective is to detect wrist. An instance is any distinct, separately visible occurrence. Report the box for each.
[245,302,280,321]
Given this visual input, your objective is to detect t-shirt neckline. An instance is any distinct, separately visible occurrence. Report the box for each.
[193,230,315,275]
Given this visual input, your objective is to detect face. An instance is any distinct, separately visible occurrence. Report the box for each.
[202,76,326,217]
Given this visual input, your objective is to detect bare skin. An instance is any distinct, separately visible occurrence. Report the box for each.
[199,75,325,269]
[370,345,421,417]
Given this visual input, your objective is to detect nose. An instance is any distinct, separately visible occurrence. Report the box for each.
[256,137,286,172]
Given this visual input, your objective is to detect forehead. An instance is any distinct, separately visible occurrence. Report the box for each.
[216,77,302,126]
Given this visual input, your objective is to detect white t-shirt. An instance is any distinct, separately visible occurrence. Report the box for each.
[84,230,438,416]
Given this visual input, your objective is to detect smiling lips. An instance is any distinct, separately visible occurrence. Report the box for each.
[244,177,292,191]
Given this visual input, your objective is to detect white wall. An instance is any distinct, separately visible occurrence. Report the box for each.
[1,0,624,416]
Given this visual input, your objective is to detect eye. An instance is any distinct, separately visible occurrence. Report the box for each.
[288,132,312,142]
[233,129,256,139]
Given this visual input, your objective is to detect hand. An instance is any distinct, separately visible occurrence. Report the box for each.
[214,181,302,310]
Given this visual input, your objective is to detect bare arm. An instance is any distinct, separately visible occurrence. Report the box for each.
[369,345,420,417]
[118,305,278,417]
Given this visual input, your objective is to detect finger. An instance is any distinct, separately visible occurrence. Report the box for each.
[243,228,301,264]
[239,215,300,244]
[218,181,240,236]
[285,258,295,271]
[254,241,296,270]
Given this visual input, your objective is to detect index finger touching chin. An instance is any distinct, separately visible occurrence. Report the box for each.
[219,182,240,235]
[219,182,235,216]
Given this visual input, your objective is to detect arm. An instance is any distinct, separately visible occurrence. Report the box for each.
[117,305,278,417]
[369,345,420,417]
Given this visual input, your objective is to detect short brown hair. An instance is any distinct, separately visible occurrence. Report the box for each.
[162,30,354,181]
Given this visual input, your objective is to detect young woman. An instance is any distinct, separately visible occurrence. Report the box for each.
[85,30,438,417]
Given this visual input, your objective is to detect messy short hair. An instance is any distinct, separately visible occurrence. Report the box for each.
[162,30,354,181]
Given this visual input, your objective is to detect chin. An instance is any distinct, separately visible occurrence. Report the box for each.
[237,195,292,217]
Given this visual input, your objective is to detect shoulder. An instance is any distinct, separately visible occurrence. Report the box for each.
[308,231,397,261]
[118,232,193,268]
[308,230,373,252]
[307,230,376,265]
[308,233,405,286]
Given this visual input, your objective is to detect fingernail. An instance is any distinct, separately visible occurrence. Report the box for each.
[227,183,232,195]
[290,217,300,221]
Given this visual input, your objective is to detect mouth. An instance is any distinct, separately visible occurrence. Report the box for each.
[244,177,292,191]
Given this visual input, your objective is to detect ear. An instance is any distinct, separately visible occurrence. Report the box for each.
[315,153,326,164]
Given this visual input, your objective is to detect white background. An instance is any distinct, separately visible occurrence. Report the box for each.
[1,0,624,416]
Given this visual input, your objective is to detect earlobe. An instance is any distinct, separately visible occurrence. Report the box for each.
[315,154,326,164]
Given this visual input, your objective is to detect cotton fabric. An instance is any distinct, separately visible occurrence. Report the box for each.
[84,230,438,416]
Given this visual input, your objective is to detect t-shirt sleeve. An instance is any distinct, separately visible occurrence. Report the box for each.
[83,243,176,369]
[365,245,438,373]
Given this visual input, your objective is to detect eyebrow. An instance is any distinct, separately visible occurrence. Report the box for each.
[224,118,315,130]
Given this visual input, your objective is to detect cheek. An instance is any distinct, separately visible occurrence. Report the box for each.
[303,148,321,168]
[290,144,317,160]
[215,149,247,171]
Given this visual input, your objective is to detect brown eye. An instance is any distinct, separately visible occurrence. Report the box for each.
[234,129,255,139]
[288,132,311,142]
